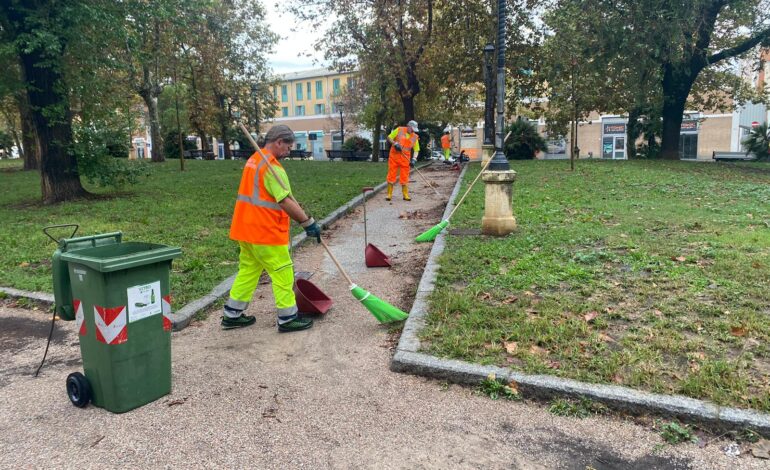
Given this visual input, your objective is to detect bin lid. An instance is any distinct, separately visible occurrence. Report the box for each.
[60,242,182,273]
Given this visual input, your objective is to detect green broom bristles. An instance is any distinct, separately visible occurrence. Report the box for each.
[415,219,449,242]
[350,284,409,323]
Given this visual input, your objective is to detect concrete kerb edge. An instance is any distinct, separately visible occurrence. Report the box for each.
[169,180,391,330]
[391,163,770,436]
[0,286,54,306]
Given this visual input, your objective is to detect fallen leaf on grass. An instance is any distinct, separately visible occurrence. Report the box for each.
[598,333,616,343]
[730,326,748,337]
[19,261,30,268]
[504,341,518,355]
[546,360,561,369]
[583,311,599,322]
[479,292,492,301]
[653,309,663,318]
[529,345,548,356]
[672,256,686,262]
[507,381,519,394]
[502,295,518,304]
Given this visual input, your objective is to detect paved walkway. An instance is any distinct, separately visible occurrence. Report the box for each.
[0,163,764,468]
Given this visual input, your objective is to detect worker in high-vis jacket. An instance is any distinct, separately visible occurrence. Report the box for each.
[223,125,321,332]
[440,130,451,162]
[385,120,420,201]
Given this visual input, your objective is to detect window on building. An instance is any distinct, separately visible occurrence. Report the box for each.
[295,105,305,116]
[281,85,287,102]
[347,77,356,90]
[332,78,340,94]
[315,80,323,99]
[314,103,325,115]
[296,83,303,100]
[281,107,289,117]
[273,87,278,100]
[306,82,311,97]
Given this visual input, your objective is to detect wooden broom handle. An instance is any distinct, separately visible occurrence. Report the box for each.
[320,239,354,285]
[413,166,441,196]
[446,131,512,220]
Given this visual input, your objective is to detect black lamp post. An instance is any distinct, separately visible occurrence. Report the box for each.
[483,43,495,146]
[250,83,259,134]
[489,0,510,171]
[337,103,344,149]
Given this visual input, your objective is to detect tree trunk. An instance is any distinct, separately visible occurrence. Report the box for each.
[19,49,87,203]
[139,77,164,162]
[372,112,383,162]
[217,94,232,159]
[626,107,640,160]
[18,93,40,170]
[660,64,696,160]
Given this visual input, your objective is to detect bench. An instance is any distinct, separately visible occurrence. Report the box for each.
[288,150,311,160]
[183,149,216,160]
[325,150,371,161]
[713,151,756,161]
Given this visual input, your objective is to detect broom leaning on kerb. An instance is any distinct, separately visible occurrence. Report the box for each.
[416,132,512,242]
[237,122,407,323]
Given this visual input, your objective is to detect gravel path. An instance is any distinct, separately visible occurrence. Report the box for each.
[1,163,766,469]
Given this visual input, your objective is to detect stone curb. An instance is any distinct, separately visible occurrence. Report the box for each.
[0,287,54,305]
[391,163,770,436]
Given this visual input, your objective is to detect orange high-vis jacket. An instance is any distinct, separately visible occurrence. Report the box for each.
[229,151,290,245]
[388,126,419,160]
[441,134,450,149]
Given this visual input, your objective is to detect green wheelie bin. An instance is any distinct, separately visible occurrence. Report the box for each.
[49,226,181,413]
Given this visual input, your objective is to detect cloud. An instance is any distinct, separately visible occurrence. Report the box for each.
[265,9,328,74]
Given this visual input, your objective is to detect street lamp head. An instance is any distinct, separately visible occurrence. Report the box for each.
[484,43,495,55]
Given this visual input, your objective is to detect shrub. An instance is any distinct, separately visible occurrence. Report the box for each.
[504,118,547,160]
[73,122,150,188]
[342,136,372,152]
[741,122,770,161]
[164,130,198,158]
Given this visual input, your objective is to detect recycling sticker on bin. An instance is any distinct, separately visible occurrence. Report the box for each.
[127,281,162,323]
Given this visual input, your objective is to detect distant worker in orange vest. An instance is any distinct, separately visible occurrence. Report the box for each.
[385,120,420,201]
[440,130,451,162]
[223,125,321,332]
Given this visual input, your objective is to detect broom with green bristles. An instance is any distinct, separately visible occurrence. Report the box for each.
[236,121,407,323]
[415,132,511,242]
[320,239,408,323]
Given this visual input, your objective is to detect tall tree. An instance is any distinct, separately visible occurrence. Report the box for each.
[291,0,434,122]
[544,0,770,160]
[0,0,89,203]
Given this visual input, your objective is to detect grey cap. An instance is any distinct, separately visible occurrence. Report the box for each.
[265,125,295,143]
[407,120,419,132]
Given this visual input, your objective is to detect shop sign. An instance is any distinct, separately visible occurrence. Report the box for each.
[603,123,626,135]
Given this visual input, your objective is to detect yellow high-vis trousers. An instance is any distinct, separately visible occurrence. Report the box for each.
[226,242,297,317]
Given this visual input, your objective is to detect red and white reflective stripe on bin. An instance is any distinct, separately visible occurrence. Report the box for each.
[94,305,127,345]
[162,295,172,332]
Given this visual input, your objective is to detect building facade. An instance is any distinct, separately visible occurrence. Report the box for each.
[260,68,362,160]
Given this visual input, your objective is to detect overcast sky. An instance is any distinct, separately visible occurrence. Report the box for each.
[264,9,329,74]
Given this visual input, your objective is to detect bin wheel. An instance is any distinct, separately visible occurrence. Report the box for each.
[66,372,91,408]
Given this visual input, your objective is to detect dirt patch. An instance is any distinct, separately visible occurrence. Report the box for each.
[509,427,693,470]
[0,316,70,354]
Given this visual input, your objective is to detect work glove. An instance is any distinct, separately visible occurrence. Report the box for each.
[301,217,321,243]
[393,143,403,152]
[410,158,415,168]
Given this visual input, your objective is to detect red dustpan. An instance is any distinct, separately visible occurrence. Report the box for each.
[362,187,391,267]
[294,279,333,314]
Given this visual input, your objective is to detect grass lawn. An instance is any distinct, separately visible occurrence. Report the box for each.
[423,159,770,412]
[0,159,386,306]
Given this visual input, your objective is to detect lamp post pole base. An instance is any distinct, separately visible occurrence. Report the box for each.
[481,170,517,236]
